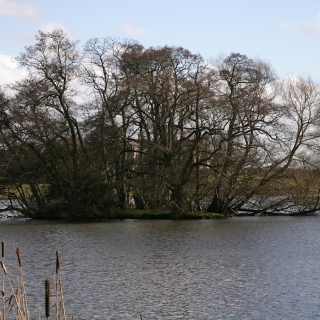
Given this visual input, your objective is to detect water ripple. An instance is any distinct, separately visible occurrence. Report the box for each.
[0,217,320,319]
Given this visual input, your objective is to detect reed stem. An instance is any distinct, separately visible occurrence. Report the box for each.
[16,248,29,320]
[1,242,4,320]
[45,279,50,320]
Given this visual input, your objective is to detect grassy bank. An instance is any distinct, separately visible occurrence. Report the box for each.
[108,209,226,220]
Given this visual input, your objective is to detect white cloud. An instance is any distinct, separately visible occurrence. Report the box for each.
[40,22,69,33]
[281,74,300,83]
[40,22,76,39]
[122,24,153,38]
[0,54,27,86]
[0,0,40,18]
[281,14,320,37]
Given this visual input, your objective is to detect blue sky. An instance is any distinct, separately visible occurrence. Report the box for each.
[1,0,320,84]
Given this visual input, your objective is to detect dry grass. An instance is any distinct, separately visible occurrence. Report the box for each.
[0,242,145,320]
[0,242,74,320]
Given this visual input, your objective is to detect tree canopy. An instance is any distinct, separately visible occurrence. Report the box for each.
[1,30,320,219]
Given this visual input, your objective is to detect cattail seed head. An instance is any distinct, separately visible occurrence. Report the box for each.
[16,248,21,268]
[45,279,50,318]
[1,241,4,258]
[56,250,60,274]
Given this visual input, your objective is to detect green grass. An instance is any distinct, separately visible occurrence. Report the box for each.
[108,209,226,219]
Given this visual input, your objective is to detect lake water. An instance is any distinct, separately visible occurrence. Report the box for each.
[1,216,320,319]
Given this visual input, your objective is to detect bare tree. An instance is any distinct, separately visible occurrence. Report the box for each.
[82,37,143,209]
[206,54,320,215]
[118,45,214,215]
[0,30,114,218]
[1,31,320,219]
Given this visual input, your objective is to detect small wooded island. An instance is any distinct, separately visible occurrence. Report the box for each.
[0,29,319,220]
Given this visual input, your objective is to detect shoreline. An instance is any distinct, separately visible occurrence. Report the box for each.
[1,209,317,221]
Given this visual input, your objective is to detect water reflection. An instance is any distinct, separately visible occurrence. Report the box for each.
[1,217,320,319]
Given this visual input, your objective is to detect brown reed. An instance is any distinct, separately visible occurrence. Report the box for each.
[1,241,4,320]
[55,250,67,320]
[16,247,29,320]
[16,248,21,268]
[0,242,132,320]
[0,262,7,276]
[56,251,60,275]
[0,243,71,320]
[45,279,50,319]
